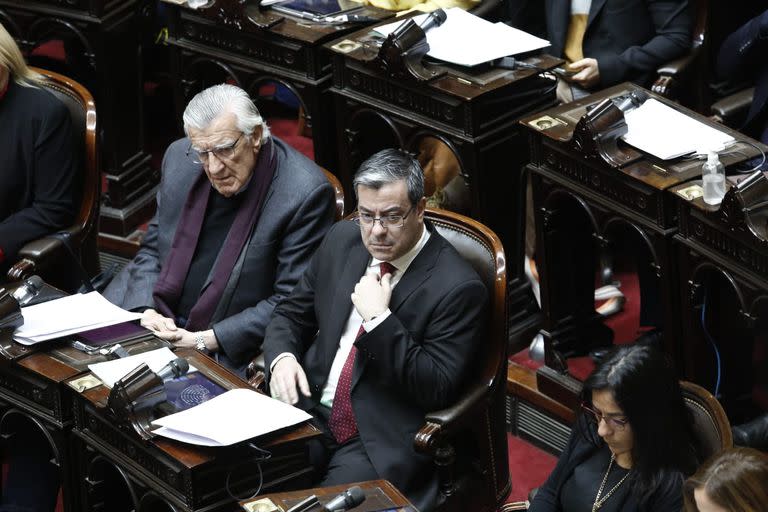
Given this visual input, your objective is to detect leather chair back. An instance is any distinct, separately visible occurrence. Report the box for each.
[681,380,733,463]
[418,208,510,511]
[8,68,99,285]
[321,168,345,221]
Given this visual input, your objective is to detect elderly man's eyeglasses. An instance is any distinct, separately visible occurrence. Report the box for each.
[187,134,243,165]
[581,402,629,430]
[354,206,414,229]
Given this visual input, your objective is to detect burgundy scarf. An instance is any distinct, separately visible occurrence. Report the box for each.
[0,78,8,102]
[152,139,276,331]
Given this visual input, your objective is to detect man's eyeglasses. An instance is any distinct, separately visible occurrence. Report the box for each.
[187,134,243,165]
[581,402,629,431]
[354,206,414,229]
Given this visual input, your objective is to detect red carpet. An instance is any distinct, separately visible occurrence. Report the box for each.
[507,433,558,503]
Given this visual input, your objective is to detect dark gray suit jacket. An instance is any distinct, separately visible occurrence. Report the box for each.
[545,0,692,88]
[263,220,488,511]
[104,136,336,370]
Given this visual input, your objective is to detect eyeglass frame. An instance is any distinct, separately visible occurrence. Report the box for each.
[580,402,630,430]
[186,133,244,165]
[354,205,415,230]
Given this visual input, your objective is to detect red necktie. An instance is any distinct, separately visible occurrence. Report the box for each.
[328,262,395,444]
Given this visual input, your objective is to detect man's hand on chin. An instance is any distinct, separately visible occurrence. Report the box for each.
[351,272,392,322]
[270,357,311,405]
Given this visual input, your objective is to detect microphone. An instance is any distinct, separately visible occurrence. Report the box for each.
[322,486,366,511]
[613,89,649,113]
[418,8,447,33]
[157,357,190,381]
[11,275,44,306]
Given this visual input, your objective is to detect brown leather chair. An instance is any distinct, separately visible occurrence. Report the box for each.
[415,207,509,512]
[680,380,733,462]
[652,0,709,111]
[320,167,346,221]
[7,68,99,291]
[710,87,755,128]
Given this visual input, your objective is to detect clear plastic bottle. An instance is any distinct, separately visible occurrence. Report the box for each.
[702,151,725,205]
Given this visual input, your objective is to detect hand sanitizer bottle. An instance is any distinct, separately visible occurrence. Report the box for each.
[702,151,725,205]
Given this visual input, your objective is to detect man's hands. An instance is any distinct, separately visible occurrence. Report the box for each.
[270,356,310,404]
[140,310,219,351]
[566,58,600,89]
[141,309,180,340]
[351,272,392,322]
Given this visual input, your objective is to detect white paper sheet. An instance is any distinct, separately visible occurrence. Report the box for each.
[623,99,735,160]
[374,8,550,67]
[13,292,142,345]
[88,347,196,388]
[152,388,312,446]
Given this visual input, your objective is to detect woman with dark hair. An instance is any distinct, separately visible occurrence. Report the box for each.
[529,344,698,511]
[684,447,768,512]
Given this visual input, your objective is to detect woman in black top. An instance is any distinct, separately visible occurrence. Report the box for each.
[529,344,698,512]
[0,22,77,275]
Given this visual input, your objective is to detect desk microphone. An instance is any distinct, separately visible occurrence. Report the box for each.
[418,8,447,33]
[322,486,366,511]
[11,275,44,306]
[157,357,190,381]
[613,89,649,113]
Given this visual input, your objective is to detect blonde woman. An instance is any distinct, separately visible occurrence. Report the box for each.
[0,22,78,276]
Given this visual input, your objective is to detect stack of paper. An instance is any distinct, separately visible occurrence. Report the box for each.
[88,348,196,388]
[623,99,735,160]
[13,292,143,345]
[374,8,550,67]
[152,388,312,446]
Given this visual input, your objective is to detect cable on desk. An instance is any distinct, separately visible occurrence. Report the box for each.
[700,285,722,398]
[225,442,272,501]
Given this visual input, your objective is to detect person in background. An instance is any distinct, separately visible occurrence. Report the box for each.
[0,22,78,279]
[104,83,336,374]
[683,447,768,512]
[529,344,698,511]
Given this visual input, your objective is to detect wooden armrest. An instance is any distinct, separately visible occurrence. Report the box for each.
[711,87,755,128]
[7,236,68,281]
[652,52,698,98]
[414,384,490,453]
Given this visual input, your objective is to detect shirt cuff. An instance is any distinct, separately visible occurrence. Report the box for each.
[270,352,297,372]
[362,309,391,332]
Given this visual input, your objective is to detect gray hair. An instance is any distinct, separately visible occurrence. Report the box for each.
[182,83,270,143]
[353,149,424,205]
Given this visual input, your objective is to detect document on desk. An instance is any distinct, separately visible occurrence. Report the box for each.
[152,388,312,446]
[88,347,196,388]
[373,8,550,67]
[623,99,735,160]
[13,292,143,345]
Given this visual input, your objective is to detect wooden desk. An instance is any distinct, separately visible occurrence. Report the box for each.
[69,349,321,512]
[0,0,156,236]
[164,0,393,172]
[516,83,761,427]
[670,168,768,421]
[240,479,417,512]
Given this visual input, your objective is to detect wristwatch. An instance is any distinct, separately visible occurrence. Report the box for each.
[194,332,206,351]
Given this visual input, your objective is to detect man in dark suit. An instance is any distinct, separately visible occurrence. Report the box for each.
[717,9,768,145]
[263,149,487,511]
[104,84,336,372]
[541,0,692,102]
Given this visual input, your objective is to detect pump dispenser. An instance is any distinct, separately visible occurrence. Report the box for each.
[702,151,725,205]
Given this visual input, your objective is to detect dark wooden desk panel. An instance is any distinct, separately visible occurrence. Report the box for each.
[670,167,768,421]
[241,479,417,512]
[0,0,156,236]
[70,349,321,511]
[517,84,761,414]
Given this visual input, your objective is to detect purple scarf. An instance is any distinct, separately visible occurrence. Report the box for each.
[152,139,276,331]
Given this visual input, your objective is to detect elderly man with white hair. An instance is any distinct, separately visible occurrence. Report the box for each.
[105,83,336,373]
